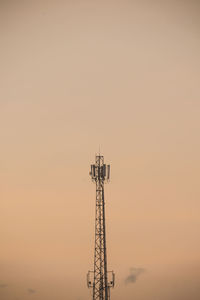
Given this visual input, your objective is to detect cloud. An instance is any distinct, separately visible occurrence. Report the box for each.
[0,284,7,288]
[27,288,36,294]
[125,267,145,284]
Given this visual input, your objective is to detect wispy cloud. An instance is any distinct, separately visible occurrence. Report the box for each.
[27,288,36,294]
[125,267,145,284]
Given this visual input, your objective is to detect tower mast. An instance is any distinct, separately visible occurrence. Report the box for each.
[87,154,115,300]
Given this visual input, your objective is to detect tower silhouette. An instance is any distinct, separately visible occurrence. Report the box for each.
[87,154,115,300]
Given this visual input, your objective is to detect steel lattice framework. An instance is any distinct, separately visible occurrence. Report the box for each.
[87,155,114,300]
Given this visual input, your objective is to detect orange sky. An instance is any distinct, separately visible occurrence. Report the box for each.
[1,1,200,300]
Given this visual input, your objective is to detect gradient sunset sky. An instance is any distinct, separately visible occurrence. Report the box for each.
[1,1,200,300]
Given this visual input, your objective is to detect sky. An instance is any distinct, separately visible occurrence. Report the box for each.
[0,0,200,299]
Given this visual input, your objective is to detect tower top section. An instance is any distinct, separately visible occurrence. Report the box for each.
[89,155,110,183]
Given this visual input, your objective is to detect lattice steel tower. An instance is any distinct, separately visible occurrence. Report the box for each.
[87,154,115,300]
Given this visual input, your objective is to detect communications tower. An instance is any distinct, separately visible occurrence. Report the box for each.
[87,154,115,300]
